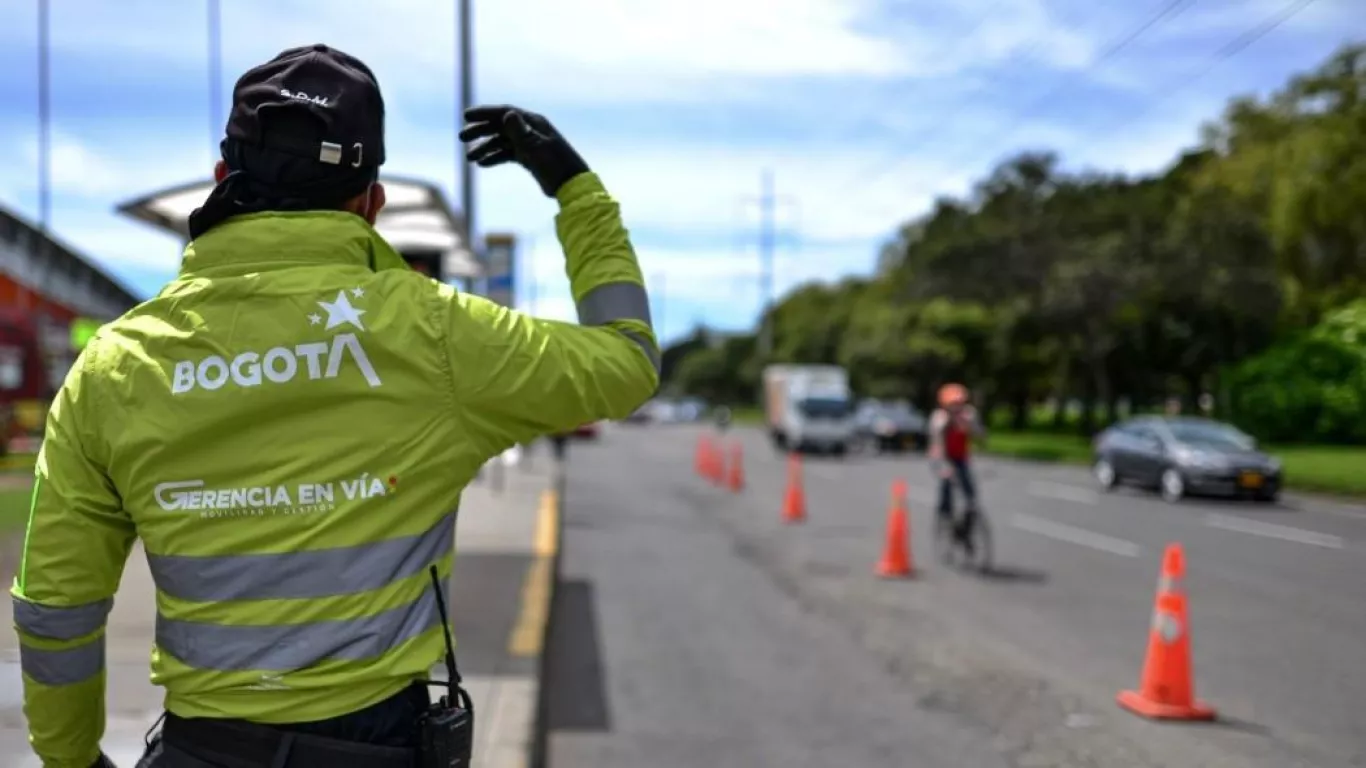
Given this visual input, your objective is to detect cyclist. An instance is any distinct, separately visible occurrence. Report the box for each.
[928,383,986,534]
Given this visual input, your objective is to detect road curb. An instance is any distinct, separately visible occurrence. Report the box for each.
[519,470,564,768]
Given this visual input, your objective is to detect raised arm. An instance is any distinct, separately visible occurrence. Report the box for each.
[445,172,659,457]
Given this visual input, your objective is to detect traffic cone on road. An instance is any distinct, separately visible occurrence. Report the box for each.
[781,453,806,523]
[877,479,914,578]
[708,437,726,486]
[727,442,745,493]
[1117,542,1216,721]
[694,435,712,479]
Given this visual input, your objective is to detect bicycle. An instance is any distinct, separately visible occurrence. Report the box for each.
[933,483,993,573]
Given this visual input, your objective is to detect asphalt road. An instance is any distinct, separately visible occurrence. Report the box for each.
[544,423,1366,768]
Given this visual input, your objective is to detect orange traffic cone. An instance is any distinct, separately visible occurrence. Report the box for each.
[1118,543,1216,720]
[781,453,805,523]
[708,437,726,485]
[694,435,712,478]
[877,479,914,577]
[727,442,745,492]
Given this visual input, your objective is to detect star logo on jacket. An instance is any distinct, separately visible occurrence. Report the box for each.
[316,289,367,331]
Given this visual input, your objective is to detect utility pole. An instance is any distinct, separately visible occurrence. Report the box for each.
[455,0,502,490]
[31,0,50,313]
[742,170,796,359]
[36,0,50,235]
[456,0,476,279]
[207,0,222,154]
[758,169,774,356]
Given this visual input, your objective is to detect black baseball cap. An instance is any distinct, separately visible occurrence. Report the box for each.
[225,44,386,170]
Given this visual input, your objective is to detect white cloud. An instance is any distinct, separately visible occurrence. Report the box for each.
[53,222,184,275]
[521,235,873,336]
[1,0,1361,334]
[3,0,1112,106]
[0,76,1299,308]
[472,138,986,246]
[7,130,213,205]
[13,132,125,198]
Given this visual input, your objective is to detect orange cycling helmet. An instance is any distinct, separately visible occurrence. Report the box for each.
[938,383,969,407]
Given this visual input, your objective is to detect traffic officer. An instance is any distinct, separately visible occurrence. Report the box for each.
[10,44,658,767]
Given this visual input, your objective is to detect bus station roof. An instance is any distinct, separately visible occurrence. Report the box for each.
[115,175,482,280]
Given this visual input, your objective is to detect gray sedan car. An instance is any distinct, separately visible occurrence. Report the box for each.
[1091,416,1282,503]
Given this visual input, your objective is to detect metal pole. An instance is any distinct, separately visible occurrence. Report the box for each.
[757,169,775,358]
[30,0,51,314]
[208,0,222,154]
[37,0,50,234]
[457,0,476,273]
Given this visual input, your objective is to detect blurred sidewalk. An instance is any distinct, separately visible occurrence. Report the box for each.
[0,449,560,768]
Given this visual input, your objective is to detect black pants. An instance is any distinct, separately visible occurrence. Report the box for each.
[935,458,977,518]
[136,683,429,767]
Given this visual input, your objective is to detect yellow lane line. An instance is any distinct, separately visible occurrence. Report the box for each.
[508,489,560,657]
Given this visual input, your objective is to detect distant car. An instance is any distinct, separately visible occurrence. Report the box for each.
[1091,416,1282,503]
[852,399,928,453]
[571,422,601,439]
[652,399,682,423]
[674,397,707,422]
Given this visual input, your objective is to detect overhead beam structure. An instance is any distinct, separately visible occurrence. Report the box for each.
[115,176,482,284]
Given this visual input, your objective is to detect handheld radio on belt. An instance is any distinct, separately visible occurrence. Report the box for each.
[419,564,475,767]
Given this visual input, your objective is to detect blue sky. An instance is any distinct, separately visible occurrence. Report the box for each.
[0,0,1361,345]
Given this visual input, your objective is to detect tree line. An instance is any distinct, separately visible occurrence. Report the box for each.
[664,43,1366,444]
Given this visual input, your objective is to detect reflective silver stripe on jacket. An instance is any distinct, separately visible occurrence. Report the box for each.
[20,635,104,686]
[155,581,448,672]
[147,513,455,602]
[12,597,112,640]
[576,282,660,373]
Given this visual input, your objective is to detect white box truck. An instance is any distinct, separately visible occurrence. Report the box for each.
[762,364,855,455]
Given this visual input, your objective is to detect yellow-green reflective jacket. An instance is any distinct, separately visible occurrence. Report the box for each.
[10,172,658,767]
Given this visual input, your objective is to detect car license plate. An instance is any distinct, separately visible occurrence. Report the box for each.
[1239,471,1264,489]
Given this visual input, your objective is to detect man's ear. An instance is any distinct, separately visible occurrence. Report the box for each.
[213,160,229,183]
[342,182,386,224]
[363,182,386,225]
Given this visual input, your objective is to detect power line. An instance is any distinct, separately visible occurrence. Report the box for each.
[1090,0,1194,65]
[1153,0,1319,100]
[807,2,1022,190]
[933,0,1197,170]
[835,0,1196,197]
[813,3,1013,145]
[984,0,1196,134]
[1062,0,1321,148]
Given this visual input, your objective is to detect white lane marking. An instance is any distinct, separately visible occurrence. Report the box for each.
[906,484,937,506]
[1280,499,1366,524]
[1205,513,1345,549]
[1012,513,1142,557]
[1027,481,1099,505]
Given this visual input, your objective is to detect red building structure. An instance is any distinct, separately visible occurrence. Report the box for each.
[0,204,140,448]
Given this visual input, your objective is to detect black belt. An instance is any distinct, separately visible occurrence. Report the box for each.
[161,712,417,768]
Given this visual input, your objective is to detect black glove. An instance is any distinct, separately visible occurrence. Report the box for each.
[89,754,117,768]
[459,105,589,198]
